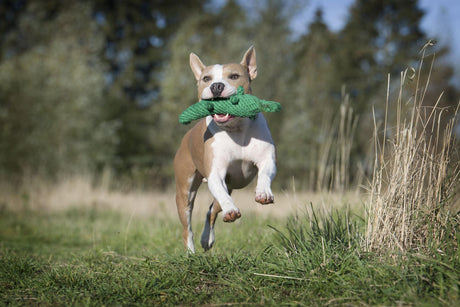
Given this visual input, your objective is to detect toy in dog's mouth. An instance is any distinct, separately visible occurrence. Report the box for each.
[210,97,235,124]
[179,86,281,125]
[212,113,235,124]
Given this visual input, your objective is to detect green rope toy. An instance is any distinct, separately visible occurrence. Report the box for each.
[179,86,281,125]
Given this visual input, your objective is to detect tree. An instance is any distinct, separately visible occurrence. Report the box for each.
[93,0,206,102]
[277,8,340,189]
[329,0,430,182]
[336,0,425,109]
[0,1,117,180]
[92,0,206,187]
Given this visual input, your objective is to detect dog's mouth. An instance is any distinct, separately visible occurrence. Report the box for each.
[212,113,235,124]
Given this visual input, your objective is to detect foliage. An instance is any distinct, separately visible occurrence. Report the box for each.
[0,2,118,180]
[93,0,206,102]
[280,10,339,190]
[0,0,458,189]
[92,0,205,186]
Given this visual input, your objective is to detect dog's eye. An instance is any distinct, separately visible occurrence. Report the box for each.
[202,76,211,82]
[229,74,240,80]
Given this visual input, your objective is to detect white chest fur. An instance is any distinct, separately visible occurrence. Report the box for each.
[205,114,275,189]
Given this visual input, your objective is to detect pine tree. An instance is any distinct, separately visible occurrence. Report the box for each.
[331,0,430,181]
[278,8,339,189]
[336,0,426,111]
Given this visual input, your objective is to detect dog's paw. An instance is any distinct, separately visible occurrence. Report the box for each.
[222,209,241,222]
[200,236,214,251]
[255,191,274,205]
[201,218,215,251]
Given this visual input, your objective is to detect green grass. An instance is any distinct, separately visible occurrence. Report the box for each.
[1,204,459,306]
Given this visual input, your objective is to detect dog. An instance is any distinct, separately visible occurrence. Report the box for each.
[174,46,277,253]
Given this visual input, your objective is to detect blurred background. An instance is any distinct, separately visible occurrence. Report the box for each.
[0,0,458,192]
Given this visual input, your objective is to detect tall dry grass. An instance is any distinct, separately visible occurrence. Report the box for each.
[0,172,362,221]
[315,86,359,192]
[365,42,460,252]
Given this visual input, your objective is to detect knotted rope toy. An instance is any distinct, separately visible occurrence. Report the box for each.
[179,86,281,125]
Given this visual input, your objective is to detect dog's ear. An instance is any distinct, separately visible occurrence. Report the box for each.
[190,53,206,81]
[240,46,257,80]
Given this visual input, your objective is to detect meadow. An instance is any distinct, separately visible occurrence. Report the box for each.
[1,183,459,306]
[1,44,459,306]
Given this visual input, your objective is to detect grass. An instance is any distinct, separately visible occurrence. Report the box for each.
[366,42,460,252]
[1,202,459,306]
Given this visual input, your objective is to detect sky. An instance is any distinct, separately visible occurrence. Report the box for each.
[295,0,460,37]
[212,0,460,82]
[293,0,460,81]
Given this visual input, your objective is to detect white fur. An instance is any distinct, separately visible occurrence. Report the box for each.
[186,175,197,253]
[212,64,223,80]
[197,114,275,251]
[186,210,195,253]
[205,114,276,216]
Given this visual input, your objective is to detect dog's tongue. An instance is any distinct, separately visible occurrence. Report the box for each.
[213,113,234,123]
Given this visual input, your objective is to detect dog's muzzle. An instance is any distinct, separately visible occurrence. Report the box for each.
[210,82,225,97]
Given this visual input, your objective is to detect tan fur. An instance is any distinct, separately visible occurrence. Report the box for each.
[195,63,252,97]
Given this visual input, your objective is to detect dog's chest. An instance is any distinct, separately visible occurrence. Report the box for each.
[211,132,258,188]
[206,116,274,188]
[212,131,257,160]
[207,116,270,160]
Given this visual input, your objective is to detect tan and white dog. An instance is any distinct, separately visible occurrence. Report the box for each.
[174,46,277,253]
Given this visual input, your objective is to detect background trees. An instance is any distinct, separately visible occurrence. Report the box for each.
[0,2,117,180]
[0,0,457,190]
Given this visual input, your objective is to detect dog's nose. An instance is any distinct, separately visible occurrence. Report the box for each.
[210,82,225,97]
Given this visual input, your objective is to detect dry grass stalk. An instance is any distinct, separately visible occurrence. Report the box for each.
[365,43,459,252]
[315,87,358,192]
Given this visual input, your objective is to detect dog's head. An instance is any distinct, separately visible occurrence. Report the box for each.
[189,46,257,126]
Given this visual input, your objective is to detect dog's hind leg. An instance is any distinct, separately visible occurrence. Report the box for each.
[175,171,202,253]
[200,191,231,251]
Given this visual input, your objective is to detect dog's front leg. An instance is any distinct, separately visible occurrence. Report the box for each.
[207,169,241,222]
[255,157,276,204]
